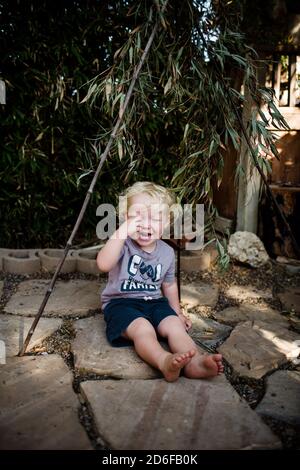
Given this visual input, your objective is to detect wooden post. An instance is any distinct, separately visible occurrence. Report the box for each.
[236,85,262,234]
[236,58,269,234]
[289,55,297,107]
[274,55,281,102]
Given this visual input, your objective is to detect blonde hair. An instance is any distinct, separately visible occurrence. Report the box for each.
[118,181,176,221]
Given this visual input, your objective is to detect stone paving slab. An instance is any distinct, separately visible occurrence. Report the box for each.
[188,313,232,348]
[72,316,161,379]
[256,370,300,427]
[72,316,208,379]
[0,315,62,357]
[278,287,300,314]
[213,303,289,327]
[219,320,300,379]
[181,282,219,308]
[226,285,273,302]
[4,279,104,317]
[80,377,281,450]
[0,355,92,449]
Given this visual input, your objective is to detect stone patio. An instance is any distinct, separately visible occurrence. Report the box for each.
[256,370,300,427]
[0,274,299,449]
[4,279,104,317]
[219,320,300,379]
[188,312,232,348]
[0,355,92,449]
[0,314,62,357]
[72,316,161,379]
[213,303,289,327]
[225,285,273,302]
[80,377,280,450]
[181,282,219,308]
[278,287,300,314]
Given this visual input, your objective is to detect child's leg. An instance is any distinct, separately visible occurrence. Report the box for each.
[157,316,224,379]
[123,317,196,382]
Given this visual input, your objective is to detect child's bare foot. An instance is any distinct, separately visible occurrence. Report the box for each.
[184,353,224,379]
[161,350,196,382]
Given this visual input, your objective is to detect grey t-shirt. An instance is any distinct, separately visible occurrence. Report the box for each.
[101,237,175,309]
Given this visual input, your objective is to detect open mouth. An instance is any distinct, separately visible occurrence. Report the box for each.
[139,231,152,241]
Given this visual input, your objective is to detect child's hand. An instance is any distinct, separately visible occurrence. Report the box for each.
[121,213,143,239]
[178,313,192,331]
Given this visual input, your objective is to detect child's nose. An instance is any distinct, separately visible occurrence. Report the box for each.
[142,221,151,229]
[141,215,151,228]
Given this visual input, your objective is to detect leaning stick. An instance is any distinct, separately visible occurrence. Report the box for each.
[18,0,169,356]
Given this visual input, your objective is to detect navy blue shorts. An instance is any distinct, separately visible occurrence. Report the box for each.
[102,297,178,347]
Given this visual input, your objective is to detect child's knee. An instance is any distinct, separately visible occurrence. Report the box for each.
[125,316,154,339]
[157,315,185,337]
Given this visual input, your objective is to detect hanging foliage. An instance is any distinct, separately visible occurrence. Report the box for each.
[83,0,288,215]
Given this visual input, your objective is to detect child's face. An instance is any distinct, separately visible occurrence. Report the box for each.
[127,192,169,248]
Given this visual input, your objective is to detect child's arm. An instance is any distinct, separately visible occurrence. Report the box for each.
[162,280,192,331]
[97,214,142,272]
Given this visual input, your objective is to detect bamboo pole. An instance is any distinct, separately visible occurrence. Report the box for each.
[18,0,169,356]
